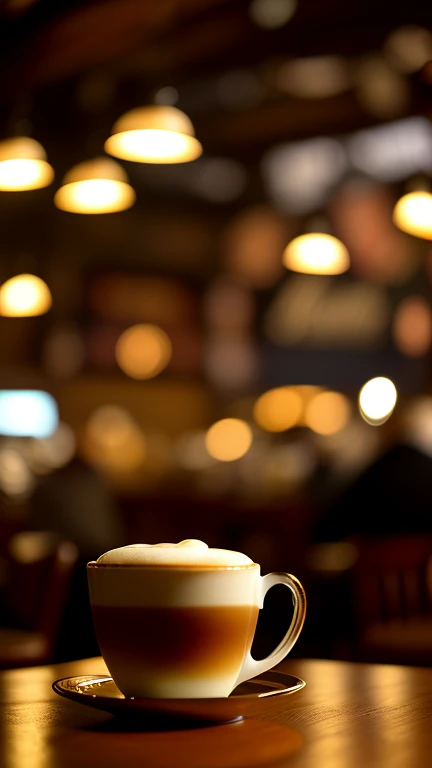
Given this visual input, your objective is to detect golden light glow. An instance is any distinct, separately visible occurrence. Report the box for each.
[249,0,297,29]
[205,418,252,462]
[0,274,52,317]
[356,56,409,120]
[393,295,432,357]
[304,391,351,435]
[85,405,146,473]
[277,56,350,99]
[359,376,397,426]
[384,26,432,74]
[33,422,76,470]
[283,233,350,275]
[176,430,216,470]
[54,157,135,214]
[105,106,202,164]
[393,191,432,240]
[0,448,34,498]
[0,137,54,191]
[253,387,303,432]
[115,324,172,379]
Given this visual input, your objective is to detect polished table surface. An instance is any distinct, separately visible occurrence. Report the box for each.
[1,656,432,768]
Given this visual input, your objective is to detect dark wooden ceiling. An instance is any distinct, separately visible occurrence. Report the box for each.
[1,0,432,155]
[0,0,431,279]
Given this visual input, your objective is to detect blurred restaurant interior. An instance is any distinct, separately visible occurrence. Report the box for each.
[2,0,432,669]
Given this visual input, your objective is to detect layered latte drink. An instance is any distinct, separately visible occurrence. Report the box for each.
[87,539,306,699]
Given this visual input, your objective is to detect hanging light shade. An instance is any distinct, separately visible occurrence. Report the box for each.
[104,106,203,164]
[54,157,135,214]
[282,233,350,275]
[0,137,54,191]
[0,274,52,317]
[392,191,432,240]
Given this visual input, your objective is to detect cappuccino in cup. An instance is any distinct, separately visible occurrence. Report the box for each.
[87,539,306,699]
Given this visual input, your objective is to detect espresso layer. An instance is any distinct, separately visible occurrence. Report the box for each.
[92,604,258,678]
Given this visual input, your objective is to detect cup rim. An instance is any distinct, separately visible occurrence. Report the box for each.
[86,561,259,571]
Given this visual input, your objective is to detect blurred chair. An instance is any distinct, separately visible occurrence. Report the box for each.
[0,531,78,669]
[352,535,432,665]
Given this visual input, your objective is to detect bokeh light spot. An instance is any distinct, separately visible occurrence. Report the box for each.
[304,391,351,435]
[116,324,172,379]
[359,377,397,426]
[393,295,432,357]
[0,391,58,438]
[84,405,147,473]
[33,422,76,470]
[253,387,303,432]
[249,0,297,29]
[384,26,432,74]
[205,418,253,462]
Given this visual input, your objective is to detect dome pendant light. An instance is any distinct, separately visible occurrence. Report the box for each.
[283,232,350,275]
[282,216,350,276]
[54,157,135,214]
[393,190,432,240]
[0,137,54,191]
[104,105,203,164]
[0,274,52,317]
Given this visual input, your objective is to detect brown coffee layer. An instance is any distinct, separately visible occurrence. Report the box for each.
[92,604,259,677]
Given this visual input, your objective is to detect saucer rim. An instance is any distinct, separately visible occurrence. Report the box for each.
[52,670,306,704]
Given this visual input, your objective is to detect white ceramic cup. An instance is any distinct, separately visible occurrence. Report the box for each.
[87,562,306,699]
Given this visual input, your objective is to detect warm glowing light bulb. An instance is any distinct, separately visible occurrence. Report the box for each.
[305,391,351,435]
[359,377,397,426]
[0,274,52,317]
[0,137,54,191]
[283,233,350,275]
[54,157,135,214]
[115,324,172,379]
[105,106,202,164]
[393,191,432,240]
[253,387,303,432]
[205,418,252,462]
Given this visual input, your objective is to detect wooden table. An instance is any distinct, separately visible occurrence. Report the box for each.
[1,656,432,768]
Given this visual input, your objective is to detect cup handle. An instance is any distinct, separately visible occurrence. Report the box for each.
[234,572,307,687]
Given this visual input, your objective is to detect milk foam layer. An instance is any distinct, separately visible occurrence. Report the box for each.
[95,539,254,567]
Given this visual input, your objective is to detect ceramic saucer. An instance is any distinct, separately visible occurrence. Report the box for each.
[52,670,305,724]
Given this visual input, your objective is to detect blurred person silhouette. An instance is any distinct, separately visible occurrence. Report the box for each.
[305,402,432,660]
[29,456,126,661]
[313,399,432,543]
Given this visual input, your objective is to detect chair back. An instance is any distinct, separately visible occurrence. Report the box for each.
[353,535,432,628]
